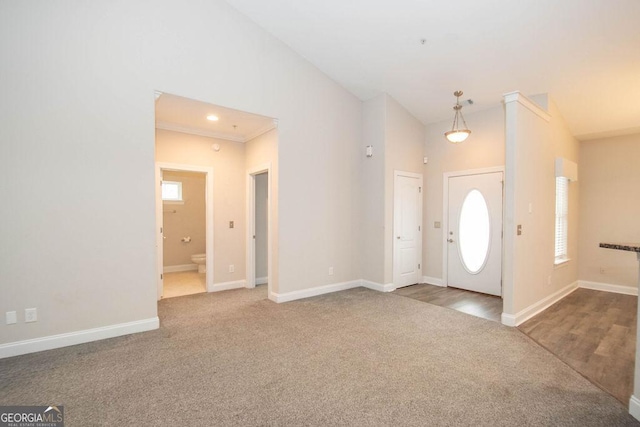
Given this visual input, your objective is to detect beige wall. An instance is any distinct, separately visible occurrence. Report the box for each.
[162,171,206,267]
[578,133,640,288]
[360,93,425,286]
[503,94,579,317]
[423,106,506,281]
[156,129,246,284]
[246,129,279,292]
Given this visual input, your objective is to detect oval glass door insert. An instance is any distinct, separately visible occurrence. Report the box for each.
[458,189,491,274]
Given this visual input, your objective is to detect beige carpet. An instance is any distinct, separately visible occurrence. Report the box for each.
[1,287,637,426]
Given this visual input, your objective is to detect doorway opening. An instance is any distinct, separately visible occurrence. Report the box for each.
[246,166,272,292]
[156,164,214,299]
[154,91,277,302]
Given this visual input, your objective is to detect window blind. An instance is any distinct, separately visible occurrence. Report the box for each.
[555,176,568,262]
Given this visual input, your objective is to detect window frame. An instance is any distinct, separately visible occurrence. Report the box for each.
[161,180,183,203]
[554,176,569,265]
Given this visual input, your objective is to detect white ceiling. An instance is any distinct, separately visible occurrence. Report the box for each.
[224,0,640,139]
[155,93,276,143]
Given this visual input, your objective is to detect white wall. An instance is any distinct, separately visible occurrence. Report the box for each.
[156,129,246,284]
[502,93,579,321]
[578,133,640,289]
[0,0,360,347]
[423,106,506,282]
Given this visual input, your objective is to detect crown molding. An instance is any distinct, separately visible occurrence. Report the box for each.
[503,91,551,122]
[245,121,277,142]
[156,121,245,143]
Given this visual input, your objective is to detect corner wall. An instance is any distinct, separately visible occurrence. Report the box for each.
[502,93,579,325]
[359,94,425,287]
[578,133,640,290]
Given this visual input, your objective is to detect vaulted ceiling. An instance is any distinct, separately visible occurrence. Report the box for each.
[224,0,640,140]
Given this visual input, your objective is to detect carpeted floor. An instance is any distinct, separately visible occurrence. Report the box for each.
[1,287,637,426]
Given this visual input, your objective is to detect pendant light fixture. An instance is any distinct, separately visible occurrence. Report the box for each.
[444,90,471,143]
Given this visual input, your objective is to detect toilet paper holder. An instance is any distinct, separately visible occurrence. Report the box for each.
[181,236,191,243]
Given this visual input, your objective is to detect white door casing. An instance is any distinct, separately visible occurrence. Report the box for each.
[393,171,423,288]
[446,171,503,296]
[246,163,272,298]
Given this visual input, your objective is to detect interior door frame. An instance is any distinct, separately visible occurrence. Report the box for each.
[156,162,215,299]
[442,166,504,288]
[245,163,272,298]
[393,170,423,287]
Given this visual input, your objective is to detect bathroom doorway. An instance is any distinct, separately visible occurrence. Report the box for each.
[156,163,214,299]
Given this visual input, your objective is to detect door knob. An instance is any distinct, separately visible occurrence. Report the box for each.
[397,236,401,239]
[447,238,454,243]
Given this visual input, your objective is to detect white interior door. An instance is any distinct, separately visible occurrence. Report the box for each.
[393,172,423,288]
[447,172,503,296]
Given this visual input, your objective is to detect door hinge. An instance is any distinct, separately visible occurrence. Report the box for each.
[160,227,163,233]
[160,273,163,280]
[418,264,421,269]
[418,226,421,231]
[419,186,422,193]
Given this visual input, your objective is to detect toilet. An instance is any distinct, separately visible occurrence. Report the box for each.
[191,253,206,273]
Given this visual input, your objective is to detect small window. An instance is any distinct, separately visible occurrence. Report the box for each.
[162,181,182,202]
[554,176,568,264]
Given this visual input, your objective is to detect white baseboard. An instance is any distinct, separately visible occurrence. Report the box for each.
[210,279,246,292]
[164,264,198,273]
[270,280,362,303]
[422,276,445,287]
[579,280,637,296]
[256,276,268,285]
[630,395,640,421]
[361,280,396,292]
[0,317,159,359]
[501,281,578,327]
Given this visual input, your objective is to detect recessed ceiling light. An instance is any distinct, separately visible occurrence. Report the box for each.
[206,115,219,121]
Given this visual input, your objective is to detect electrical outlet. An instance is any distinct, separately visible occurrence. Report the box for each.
[434,221,441,228]
[6,311,17,325]
[328,267,334,276]
[229,221,234,229]
[229,264,235,273]
[25,308,37,323]
[600,267,605,274]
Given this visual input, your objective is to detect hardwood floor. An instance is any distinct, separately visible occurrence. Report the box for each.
[394,283,503,322]
[395,284,637,406]
[519,288,637,406]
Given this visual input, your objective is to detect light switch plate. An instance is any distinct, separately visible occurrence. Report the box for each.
[25,308,37,323]
[6,311,17,325]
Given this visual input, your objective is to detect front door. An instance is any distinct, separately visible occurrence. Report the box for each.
[393,171,423,288]
[447,172,503,296]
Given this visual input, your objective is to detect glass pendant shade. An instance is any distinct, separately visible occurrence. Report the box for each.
[445,129,471,143]
[444,91,471,143]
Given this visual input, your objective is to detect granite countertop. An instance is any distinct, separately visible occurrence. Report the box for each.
[599,243,640,253]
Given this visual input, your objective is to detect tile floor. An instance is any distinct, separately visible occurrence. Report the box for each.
[163,271,206,298]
